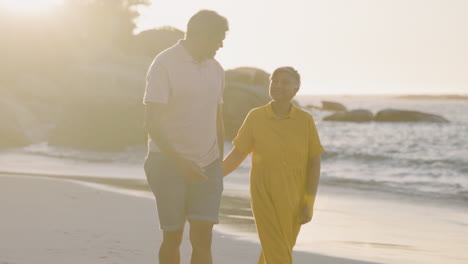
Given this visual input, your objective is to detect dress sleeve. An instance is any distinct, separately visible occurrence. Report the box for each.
[308,115,325,158]
[232,111,255,154]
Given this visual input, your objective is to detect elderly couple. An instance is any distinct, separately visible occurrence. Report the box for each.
[143,10,324,264]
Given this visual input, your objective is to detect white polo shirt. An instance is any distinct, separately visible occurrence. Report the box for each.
[143,41,224,167]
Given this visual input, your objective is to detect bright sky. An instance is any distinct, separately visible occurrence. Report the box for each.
[0,0,62,13]
[137,0,468,95]
[2,0,467,95]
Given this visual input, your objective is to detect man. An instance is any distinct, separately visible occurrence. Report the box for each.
[143,10,228,264]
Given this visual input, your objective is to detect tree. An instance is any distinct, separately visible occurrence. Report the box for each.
[60,0,150,50]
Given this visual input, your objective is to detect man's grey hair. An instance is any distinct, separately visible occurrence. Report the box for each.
[186,10,229,39]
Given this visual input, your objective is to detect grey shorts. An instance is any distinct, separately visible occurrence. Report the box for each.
[144,152,223,231]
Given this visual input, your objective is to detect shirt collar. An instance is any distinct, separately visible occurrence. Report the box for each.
[176,40,212,65]
[266,101,299,120]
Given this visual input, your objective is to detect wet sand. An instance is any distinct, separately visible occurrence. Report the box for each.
[0,174,376,264]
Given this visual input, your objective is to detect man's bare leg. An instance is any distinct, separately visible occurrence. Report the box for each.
[189,220,214,264]
[160,227,184,264]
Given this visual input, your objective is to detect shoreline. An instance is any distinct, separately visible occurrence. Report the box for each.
[2,168,467,209]
[0,174,377,264]
[296,94,468,100]
[2,171,468,263]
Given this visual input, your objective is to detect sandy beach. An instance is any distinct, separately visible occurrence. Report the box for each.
[0,174,375,264]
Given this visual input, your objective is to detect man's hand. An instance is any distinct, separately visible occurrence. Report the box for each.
[174,157,208,184]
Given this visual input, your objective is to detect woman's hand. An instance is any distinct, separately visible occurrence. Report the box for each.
[222,147,248,177]
[299,205,313,224]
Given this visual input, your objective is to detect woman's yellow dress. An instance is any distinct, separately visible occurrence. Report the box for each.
[233,102,324,264]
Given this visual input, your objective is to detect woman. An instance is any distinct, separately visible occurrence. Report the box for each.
[223,66,324,264]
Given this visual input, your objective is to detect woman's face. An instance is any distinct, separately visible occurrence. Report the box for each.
[269,71,299,102]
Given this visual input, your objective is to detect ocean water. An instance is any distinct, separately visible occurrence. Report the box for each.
[299,96,468,204]
[1,96,467,204]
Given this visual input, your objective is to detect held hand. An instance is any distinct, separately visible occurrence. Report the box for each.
[174,158,208,184]
[299,205,313,225]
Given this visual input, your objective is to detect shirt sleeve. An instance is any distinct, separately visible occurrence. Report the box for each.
[232,111,255,154]
[308,115,325,158]
[218,65,225,104]
[143,59,170,104]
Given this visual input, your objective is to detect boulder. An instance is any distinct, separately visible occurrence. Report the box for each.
[131,27,184,58]
[223,67,271,140]
[374,109,449,123]
[225,67,270,87]
[323,109,374,122]
[48,100,145,151]
[321,101,347,111]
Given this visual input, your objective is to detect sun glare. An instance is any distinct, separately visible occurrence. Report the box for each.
[0,0,62,13]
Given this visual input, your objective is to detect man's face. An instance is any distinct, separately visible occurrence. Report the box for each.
[198,32,226,59]
[269,71,299,102]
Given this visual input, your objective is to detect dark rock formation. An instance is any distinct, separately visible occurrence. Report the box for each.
[321,101,347,111]
[48,101,145,151]
[374,109,449,123]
